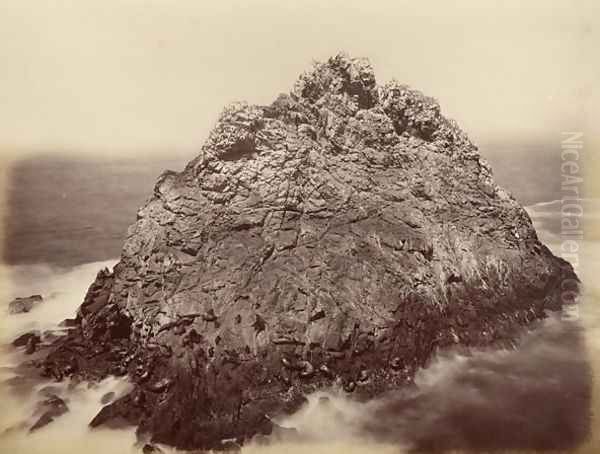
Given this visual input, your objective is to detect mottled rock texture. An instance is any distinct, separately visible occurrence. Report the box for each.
[36,54,577,450]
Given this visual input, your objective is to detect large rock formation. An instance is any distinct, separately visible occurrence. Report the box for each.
[36,54,577,450]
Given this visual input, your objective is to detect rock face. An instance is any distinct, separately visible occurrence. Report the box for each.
[37,54,577,450]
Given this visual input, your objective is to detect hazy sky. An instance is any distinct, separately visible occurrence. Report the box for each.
[0,0,597,155]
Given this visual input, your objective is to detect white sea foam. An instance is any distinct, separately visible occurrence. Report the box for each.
[0,259,117,346]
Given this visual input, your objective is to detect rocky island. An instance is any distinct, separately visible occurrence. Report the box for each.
[27,54,577,450]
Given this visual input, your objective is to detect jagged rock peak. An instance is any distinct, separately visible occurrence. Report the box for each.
[189,53,475,175]
[291,53,378,107]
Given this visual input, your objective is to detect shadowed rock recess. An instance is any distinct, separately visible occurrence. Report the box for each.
[37,54,577,449]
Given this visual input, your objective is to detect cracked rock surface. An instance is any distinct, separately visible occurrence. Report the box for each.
[34,54,577,450]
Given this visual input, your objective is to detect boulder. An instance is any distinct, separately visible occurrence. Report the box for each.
[12,331,41,347]
[29,394,69,432]
[8,295,43,314]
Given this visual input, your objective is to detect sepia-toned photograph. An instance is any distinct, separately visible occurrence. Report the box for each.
[1,1,598,453]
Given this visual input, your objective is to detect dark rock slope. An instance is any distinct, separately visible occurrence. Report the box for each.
[36,54,577,450]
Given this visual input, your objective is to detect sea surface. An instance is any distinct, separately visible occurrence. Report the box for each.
[1,149,598,453]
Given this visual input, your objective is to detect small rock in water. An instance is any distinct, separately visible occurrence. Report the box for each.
[29,413,55,432]
[29,394,69,432]
[8,295,44,314]
[12,331,41,347]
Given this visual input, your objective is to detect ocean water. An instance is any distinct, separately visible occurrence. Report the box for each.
[1,154,598,453]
